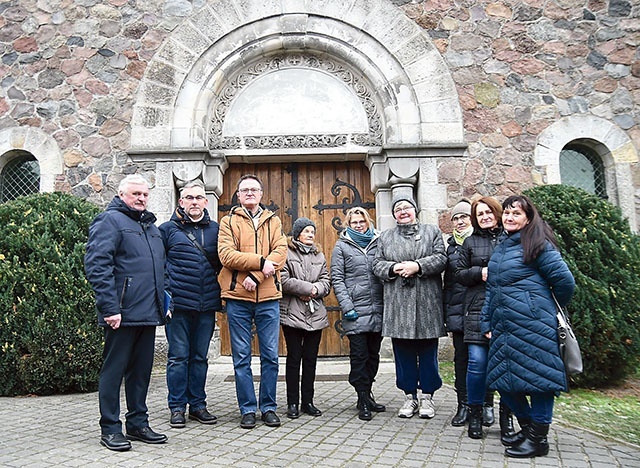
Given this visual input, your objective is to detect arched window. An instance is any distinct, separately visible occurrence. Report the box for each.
[0,152,41,203]
[560,144,607,199]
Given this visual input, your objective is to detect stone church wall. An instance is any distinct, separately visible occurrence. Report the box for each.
[0,0,638,228]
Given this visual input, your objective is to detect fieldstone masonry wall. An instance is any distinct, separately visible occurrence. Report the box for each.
[0,0,638,230]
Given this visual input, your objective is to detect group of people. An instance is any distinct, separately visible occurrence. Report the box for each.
[444,195,575,458]
[85,173,574,460]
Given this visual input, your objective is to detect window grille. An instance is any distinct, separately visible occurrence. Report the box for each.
[0,155,41,203]
[559,146,607,199]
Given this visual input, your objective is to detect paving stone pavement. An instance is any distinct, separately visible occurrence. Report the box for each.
[1,357,639,467]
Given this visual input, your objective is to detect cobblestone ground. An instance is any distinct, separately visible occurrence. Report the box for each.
[1,358,639,467]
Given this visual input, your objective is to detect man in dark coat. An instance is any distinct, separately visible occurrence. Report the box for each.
[159,180,222,429]
[85,174,168,451]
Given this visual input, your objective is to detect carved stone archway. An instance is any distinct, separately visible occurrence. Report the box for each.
[128,0,466,226]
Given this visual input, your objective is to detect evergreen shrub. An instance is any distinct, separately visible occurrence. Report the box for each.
[0,192,102,396]
[525,185,640,388]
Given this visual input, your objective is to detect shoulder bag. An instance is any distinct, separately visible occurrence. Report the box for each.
[552,293,583,375]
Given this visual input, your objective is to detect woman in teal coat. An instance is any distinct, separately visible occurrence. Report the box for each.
[481,195,575,459]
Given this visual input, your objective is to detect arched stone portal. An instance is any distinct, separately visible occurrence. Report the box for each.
[128,0,466,227]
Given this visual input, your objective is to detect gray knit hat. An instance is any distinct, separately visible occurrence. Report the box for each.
[391,195,417,213]
[450,200,472,220]
[292,217,316,240]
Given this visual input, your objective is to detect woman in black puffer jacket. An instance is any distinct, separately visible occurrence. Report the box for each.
[443,200,473,427]
[455,196,515,441]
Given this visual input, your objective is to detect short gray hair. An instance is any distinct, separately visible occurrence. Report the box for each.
[118,174,150,195]
[179,179,205,197]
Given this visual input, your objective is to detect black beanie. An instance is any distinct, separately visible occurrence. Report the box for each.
[292,217,316,239]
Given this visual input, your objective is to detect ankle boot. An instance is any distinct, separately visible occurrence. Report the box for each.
[357,391,373,421]
[499,402,516,441]
[505,422,550,458]
[467,405,483,439]
[482,391,495,426]
[452,403,469,427]
[502,417,531,447]
[451,391,468,427]
[364,387,386,412]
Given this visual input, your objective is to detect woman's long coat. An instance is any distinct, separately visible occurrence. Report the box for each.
[481,232,575,394]
[373,223,447,340]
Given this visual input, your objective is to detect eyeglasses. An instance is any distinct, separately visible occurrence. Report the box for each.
[393,205,414,214]
[238,188,262,194]
[350,220,367,226]
[183,195,206,201]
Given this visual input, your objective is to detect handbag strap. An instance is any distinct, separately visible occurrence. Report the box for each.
[171,220,218,271]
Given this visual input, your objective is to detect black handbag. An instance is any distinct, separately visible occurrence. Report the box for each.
[553,293,583,375]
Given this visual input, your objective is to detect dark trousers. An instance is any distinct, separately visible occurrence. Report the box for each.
[347,332,383,393]
[391,337,442,395]
[282,325,323,405]
[99,326,156,435]
[452,331,468,399]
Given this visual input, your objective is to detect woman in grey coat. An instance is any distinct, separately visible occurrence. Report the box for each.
[373,196,447,420]
[280,218,331,419]
[331,207,384,421]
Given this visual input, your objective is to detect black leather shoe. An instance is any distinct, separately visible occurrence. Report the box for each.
[367,392,386,412]
[301,402,322,417]
[170,410,186,428]
[126,426,167,444]
[287,403,300,419]
[189,408,218,424]
[261,410,281,427]
[240,412,256,429]
[100,433,131,451]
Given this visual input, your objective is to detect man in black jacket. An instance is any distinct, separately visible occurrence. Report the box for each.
[159,179,222,429]
[85,174,168,451]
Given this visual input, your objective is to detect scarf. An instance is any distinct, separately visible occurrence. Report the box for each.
[293,239,314,254]
[346,227,374,248]
[452,225,473,245]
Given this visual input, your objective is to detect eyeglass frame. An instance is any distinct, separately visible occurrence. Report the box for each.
[237,188,262,194]
[182,195,206,201]
[393,205,415,214]
[451,214,470,223]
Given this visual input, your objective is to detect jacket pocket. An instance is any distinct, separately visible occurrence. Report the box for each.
[119,276,132,308]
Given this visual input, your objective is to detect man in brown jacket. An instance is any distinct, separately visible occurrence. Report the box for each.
[218,174,288,429]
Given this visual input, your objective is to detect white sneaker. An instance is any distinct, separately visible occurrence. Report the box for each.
[398,394,418,418]
[419,394,435,419]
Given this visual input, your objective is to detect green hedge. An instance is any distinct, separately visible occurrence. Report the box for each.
[525,185,640,388]
[0,192,103,396]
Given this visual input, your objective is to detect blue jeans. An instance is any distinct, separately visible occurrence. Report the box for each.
[391,338,442,395]
[499,392,555,424]
[226,299,280,415]
[165,310,216,413]
[467,343,489,405]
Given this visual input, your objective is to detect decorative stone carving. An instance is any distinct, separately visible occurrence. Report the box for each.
[209,53,383,150]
